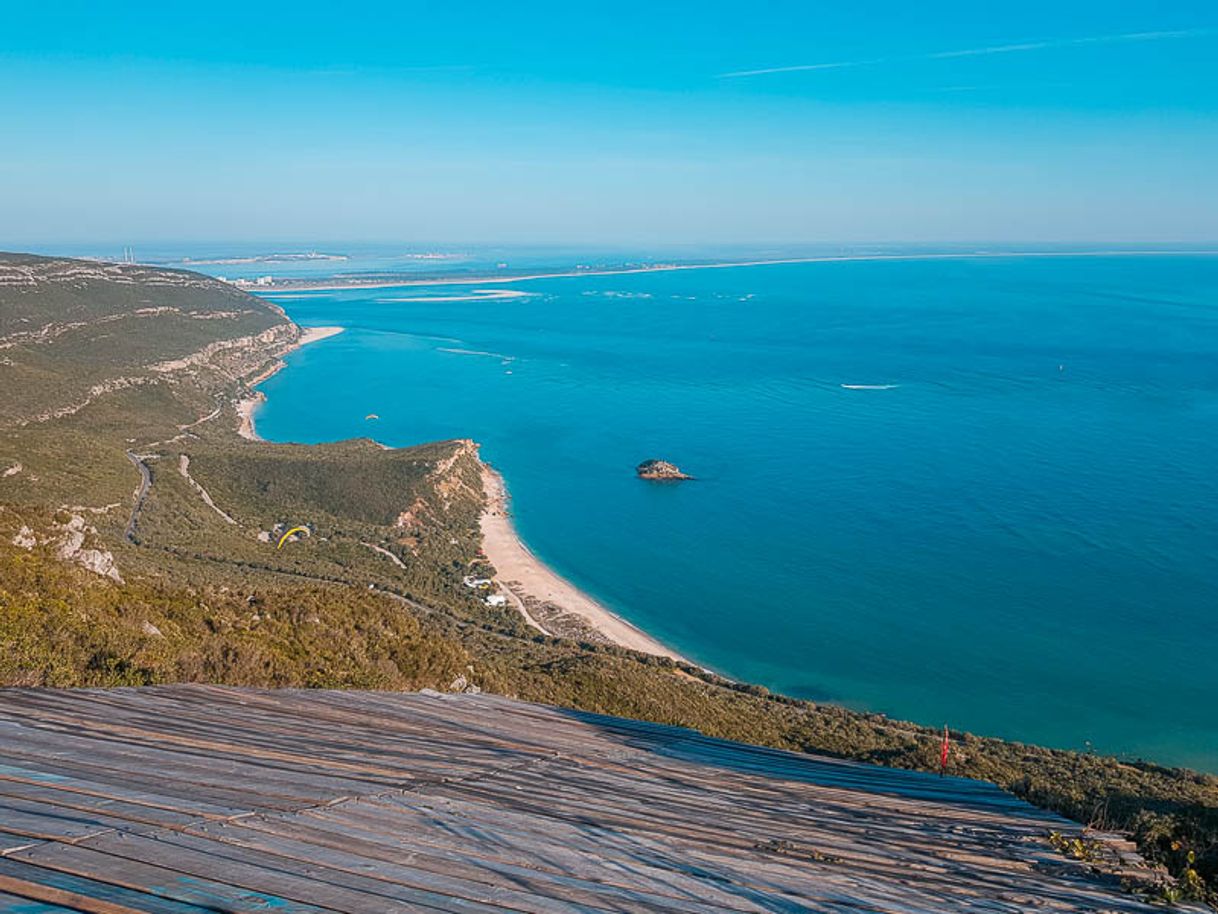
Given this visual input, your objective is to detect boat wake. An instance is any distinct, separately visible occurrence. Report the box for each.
[437,347,516,362]
[840,383,900,390]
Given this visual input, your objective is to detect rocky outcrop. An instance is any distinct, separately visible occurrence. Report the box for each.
[149,323,300,378]
[636,459,693,480]
[430,439,480,506]
[54,514,123,582]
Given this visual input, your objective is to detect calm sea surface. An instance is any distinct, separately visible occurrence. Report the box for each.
[254,255,1218,771]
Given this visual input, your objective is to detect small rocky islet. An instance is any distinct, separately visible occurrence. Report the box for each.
[636,459,693,481]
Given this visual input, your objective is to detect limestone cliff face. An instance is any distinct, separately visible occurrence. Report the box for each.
[395,439,484,535]
[0,252,298,429]
[636,459,693,480]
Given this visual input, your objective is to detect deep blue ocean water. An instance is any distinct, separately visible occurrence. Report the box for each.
[254,255,1218,771]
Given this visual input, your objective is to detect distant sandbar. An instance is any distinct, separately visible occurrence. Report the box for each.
[248,249,1218,294]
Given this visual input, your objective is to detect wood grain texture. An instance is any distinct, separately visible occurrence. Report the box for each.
[0,686,1190,912]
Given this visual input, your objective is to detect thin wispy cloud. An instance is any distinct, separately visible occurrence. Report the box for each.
[719,28,1213,79]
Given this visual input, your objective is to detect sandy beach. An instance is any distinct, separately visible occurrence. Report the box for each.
[479,464,684,661]
[237,325,344,441]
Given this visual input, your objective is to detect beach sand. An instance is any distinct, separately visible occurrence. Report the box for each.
[479,464,684,661]
[237,325,344,441]
[297,325,346,346]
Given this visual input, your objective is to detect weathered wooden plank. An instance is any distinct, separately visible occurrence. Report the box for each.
[313,784,1122,913]
[0,686,1182,914]
[0,834,43,855]
[209,812,772,914]
[0,766,261,821]
[4,844,338,914]
[0,858,221,914]
[5,713,411,782]
[1,713,420,790]
[343,787,920,892]
[0,778,224,830]
[0,888,82,914]
[4,688,525,769]
[0,725,373,809]
[168,824,685,914]
[0,803,131,844]
[31,832,533,914]
[0,872,158,913]
[0,744,317,815]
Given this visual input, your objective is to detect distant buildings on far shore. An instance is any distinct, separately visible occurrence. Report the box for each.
[217,275,275,288]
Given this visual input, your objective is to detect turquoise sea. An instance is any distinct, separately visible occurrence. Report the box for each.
[253,254,1218,771]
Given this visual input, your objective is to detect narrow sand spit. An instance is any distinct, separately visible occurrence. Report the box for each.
[479,464,685,662]
[251,248,1218,293]
[237,326,344,441]
[296,325,346,346]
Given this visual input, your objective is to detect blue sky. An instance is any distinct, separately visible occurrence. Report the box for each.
[2,1,1216,245]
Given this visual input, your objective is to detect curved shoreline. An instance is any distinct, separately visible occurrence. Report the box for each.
[237,325,344,441]
[478,463,686,662]
[240,321,683,660]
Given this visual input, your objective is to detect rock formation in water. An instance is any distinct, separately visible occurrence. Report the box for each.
[636,459,693,480]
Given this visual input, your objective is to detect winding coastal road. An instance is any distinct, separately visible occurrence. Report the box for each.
[123,450,152,543]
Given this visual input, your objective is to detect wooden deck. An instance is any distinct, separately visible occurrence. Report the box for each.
[0,685,1178,912]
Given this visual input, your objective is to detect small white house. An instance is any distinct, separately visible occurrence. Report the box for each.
[485,594,508,607]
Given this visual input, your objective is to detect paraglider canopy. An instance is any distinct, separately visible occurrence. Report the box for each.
[277,525,311,549]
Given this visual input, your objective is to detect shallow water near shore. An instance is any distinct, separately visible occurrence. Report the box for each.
[254,255,1218,771]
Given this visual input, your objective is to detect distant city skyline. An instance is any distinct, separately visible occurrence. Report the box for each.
[3,1,1216,244]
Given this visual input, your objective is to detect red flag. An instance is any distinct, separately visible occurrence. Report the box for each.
[939,725,950,776]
